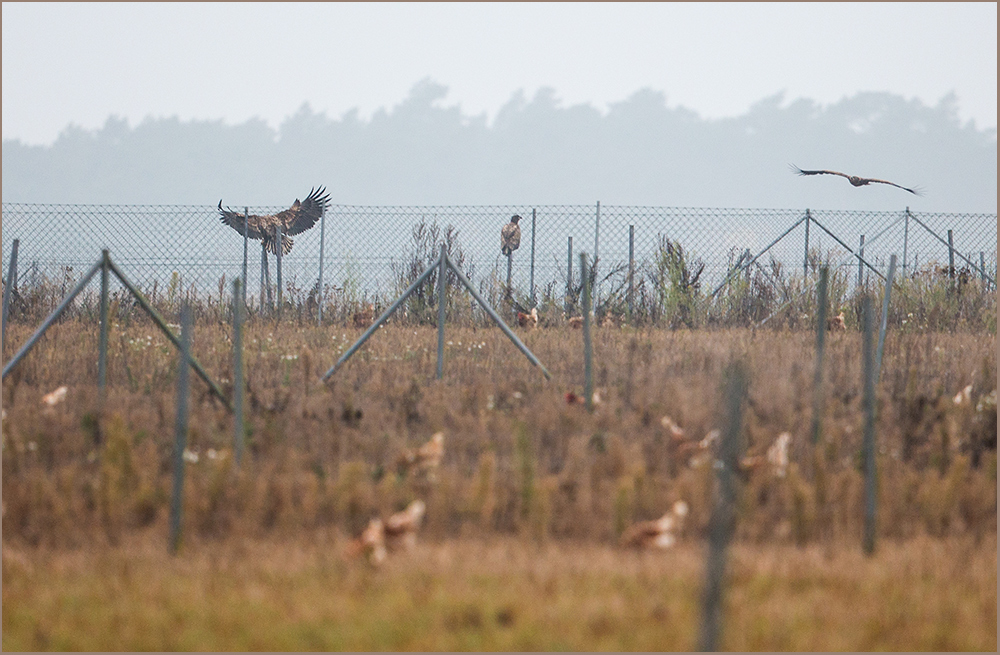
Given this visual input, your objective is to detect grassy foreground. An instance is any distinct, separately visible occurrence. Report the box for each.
[3,532,996,651]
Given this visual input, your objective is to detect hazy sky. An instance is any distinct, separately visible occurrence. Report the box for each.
[2,2,997,146]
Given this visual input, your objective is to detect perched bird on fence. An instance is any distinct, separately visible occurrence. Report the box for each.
[827,311,846,332]
[384,500,427,551]
[217,186,331,256]
[517,307,538,328]
[791,165,922,196]
[343,517,387,565]
[396,432,445,478]
[500,215,522,256]
[620,500,690,549]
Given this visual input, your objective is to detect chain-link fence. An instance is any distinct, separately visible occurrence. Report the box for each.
[2,202,996,321]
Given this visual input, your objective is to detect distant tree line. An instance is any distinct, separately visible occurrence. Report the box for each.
[2,79,996,212]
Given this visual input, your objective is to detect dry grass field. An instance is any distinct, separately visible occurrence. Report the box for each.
[2,308,997,650]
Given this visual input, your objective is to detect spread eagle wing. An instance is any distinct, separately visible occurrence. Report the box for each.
[217,202,268,240]
[791,165,922,195]
[273,186,331,235]
[790,165,852,180]
[855,177,923,196]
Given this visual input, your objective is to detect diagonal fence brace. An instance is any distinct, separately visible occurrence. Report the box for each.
[905,212,996,286]
[807,215,886,282]
[3,259,103,379]
[446,252,552,380]
[709,215,807,299]
[322,252,441,381]
[106,258,232,411]
[2,253,231,412]
[321,247,551,382]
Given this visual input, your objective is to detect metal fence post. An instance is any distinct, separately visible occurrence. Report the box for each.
[276,222,283,317]
[98,249,110,394]
[581,252,593,412]
[628,224,635,323]
[981,252,987,290]
[566,236,573,314]
[2,238,19,357]
[260,244,269,313]
[857,234,865,289]
[803,209,811,278]
[593,201,601,306]
[242,208,249,311]
[810,266,828,445]
[506,252,513,297]
[947,229,955,285]
[317,207,326,326]
[437,244,446,380]
[699,360,748,652]
[232,278,245,465]
[875,255,897,385]
[902,207,910,277]
[861,295,877,556]
[169,302,192,555]
[530,208,536,306]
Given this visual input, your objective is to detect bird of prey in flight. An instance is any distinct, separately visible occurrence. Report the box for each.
[791,165,922,196]
[218,186,331,255]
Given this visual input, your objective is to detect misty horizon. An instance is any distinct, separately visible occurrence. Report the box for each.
[3,82,996,214]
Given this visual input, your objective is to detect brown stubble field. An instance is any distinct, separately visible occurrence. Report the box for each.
[2,317,997,650]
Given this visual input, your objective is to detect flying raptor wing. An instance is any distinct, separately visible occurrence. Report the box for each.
[858,177,922,196]
[218,202,268,240]
[790,165,851,180]
[274,186,331,235]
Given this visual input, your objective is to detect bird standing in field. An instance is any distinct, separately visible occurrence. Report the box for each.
[343,517,387,565]
[384,500,427,551]
[790,165,922,196]
[620,500,690,549]
[827,311,846,332]
[500,215,522,256]
[396,432,445,478]
[218,186,331,255]
[516,307,538,328]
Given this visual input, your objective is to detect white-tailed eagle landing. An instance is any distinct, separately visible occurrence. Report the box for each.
[791,165,922,196]
[218,186,331,255]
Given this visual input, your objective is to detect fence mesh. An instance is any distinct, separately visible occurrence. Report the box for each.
[2,202,996,320]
